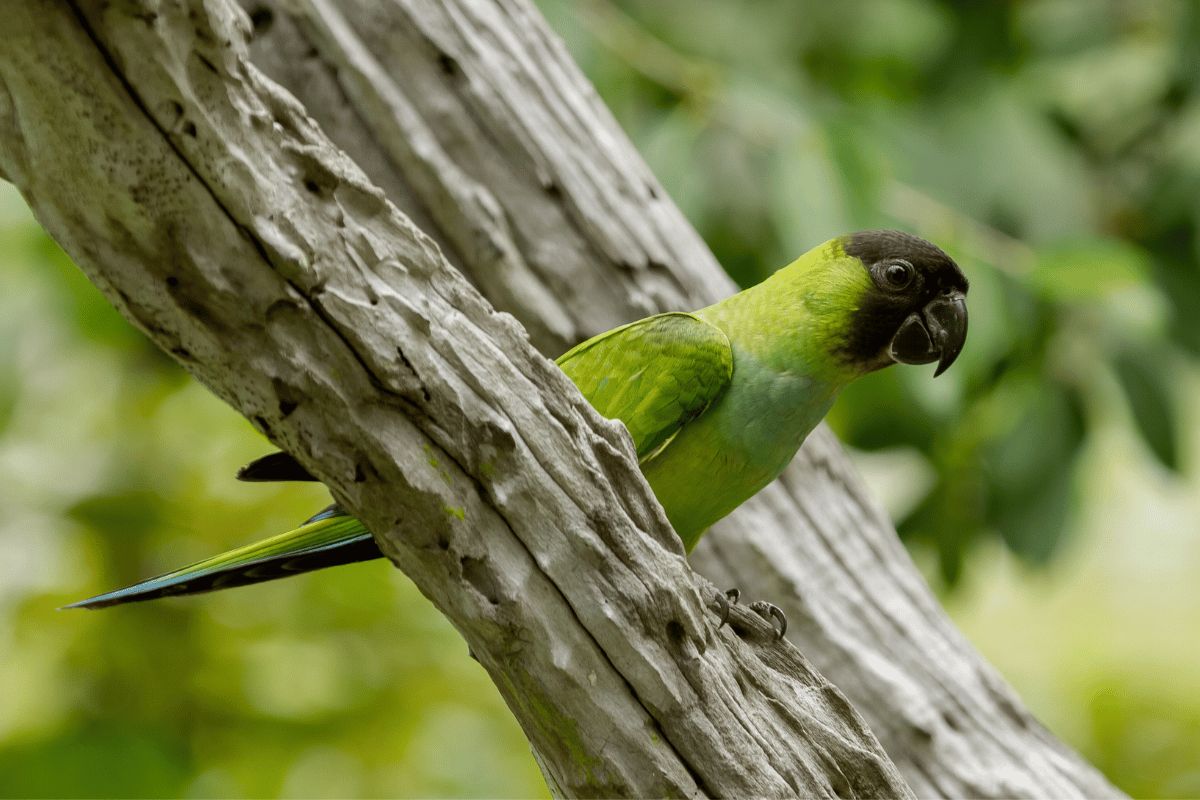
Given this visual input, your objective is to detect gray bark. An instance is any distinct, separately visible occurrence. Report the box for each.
[0,0,911,797]
[240,2,1121,797]
[0,0,1122,797]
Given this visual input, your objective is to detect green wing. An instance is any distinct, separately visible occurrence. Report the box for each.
[556,312,734,460]
[65,506,379,609]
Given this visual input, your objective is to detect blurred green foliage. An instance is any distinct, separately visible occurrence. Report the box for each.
[544,0,1195,585]
[0,187,548,797]
[2,0,1199,797]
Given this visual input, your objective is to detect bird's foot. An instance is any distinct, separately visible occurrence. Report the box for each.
[749,600,787,639]
[712,588,787,640]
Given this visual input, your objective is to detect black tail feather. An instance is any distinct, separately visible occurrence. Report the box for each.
[237,451,318,482]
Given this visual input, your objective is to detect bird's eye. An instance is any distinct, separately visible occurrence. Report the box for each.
[881,260,914,290]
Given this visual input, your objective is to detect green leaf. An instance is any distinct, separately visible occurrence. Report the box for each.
[896,462,987,588]
[985,383,1087,564]
[826,367,939,452]
[1151,240,1200,358]
[993,459,1077,564]
[1027,239,1151,301]
[1114,348,1180,471]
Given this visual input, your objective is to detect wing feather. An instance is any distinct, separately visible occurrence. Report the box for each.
[556,312,733,460]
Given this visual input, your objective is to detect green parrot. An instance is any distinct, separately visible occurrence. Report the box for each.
[68,230,967,609]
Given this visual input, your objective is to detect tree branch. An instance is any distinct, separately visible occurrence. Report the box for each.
[0,0,914,796]
[231,1,1124,796]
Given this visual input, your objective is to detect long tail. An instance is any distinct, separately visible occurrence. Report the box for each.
[65,505,384,609]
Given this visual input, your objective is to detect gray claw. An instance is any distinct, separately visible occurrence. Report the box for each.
[714,588,741,631]
[749,601,787,640]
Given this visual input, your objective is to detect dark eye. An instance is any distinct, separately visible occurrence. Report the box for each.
[881,260,914,290]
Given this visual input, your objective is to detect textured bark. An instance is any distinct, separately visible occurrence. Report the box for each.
[230,1,1123,797]
[0,0,1122,797]
[0,0,911,797]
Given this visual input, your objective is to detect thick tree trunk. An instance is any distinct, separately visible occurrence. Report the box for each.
[0,0,1121,798]
[0,0,909,797]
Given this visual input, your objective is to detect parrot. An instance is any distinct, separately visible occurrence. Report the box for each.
[68,230,968,610]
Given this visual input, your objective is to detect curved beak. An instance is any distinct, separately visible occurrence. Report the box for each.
[887,289,968,377]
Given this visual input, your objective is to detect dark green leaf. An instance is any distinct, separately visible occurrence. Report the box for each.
[1114,348,1180,471]
[985,384,1087,564]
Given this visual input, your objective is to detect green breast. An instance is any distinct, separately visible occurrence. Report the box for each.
[638,342,841,551]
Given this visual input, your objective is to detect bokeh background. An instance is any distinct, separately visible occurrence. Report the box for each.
[3,0,1200,796]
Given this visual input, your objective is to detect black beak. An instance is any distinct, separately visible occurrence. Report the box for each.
[887,289,968,377]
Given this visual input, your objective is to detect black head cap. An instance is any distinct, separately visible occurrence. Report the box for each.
[843,230,967,291]
[839,230,969,375]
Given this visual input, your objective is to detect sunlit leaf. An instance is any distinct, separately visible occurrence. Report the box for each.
[1027,239,1151,301]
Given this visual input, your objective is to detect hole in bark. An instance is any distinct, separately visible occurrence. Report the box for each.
[354,463,366,483]
[279,399,297,417]
[942,710,963,732]
[304,179,322,195]
[437,536,450,551]
[249,6,274,33]
[252,415,272,436]
[461,556,499,605]
[438,53,460,77]
[183,122,197,137]
[170,347,192,360]
[545,182,562,199]
[166,276,179,287]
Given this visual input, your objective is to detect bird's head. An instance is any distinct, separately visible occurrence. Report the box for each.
[829,230,969,378]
